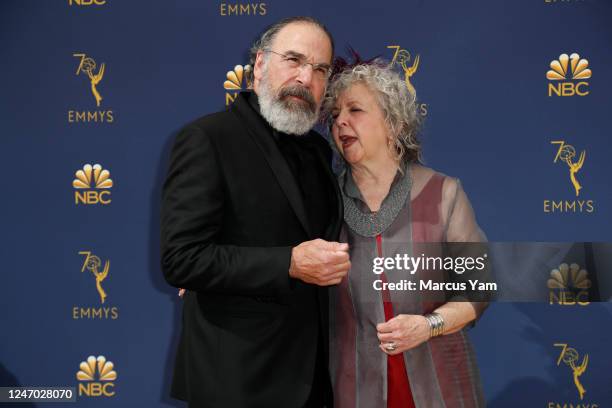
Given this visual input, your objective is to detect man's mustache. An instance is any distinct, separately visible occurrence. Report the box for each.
[278,85,316,112]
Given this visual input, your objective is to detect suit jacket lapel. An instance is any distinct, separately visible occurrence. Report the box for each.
[231,93,313,239]
[310,140,343,241]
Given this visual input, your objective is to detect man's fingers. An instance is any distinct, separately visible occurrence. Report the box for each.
[325,272,347,282]
[326,250,350,264]
[315,249,348,266]
[317,240,349,252]
[313,275,345,286]
[332,268,350,279]
[292,240,351,286]
[334,242,349,252]
[316,267,349,283]
[312,278,340,286]
[324,261,351,275]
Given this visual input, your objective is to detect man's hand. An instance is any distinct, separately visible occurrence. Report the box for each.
[289,239,350,286]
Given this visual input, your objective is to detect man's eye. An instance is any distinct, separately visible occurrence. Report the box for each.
[350,108,362,112]
[285,57,300,63]
[315,67,328,75]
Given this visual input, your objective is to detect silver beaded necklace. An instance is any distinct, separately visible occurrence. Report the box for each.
[340,161,412,237]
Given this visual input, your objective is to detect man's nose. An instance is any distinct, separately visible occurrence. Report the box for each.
[295,64,314,87]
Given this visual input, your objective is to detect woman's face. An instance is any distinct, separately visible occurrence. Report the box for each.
[331,82,392,166]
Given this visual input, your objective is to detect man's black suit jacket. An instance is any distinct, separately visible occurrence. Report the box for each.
[161,92,342,407]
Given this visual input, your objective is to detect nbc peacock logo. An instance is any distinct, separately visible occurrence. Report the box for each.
[547,53,591,97]
[547,263,591,306]
[69,0,107,5]
[73,164,113,205]
[76,355,117,397]
[224,64,253,106]
[544,0,585,4]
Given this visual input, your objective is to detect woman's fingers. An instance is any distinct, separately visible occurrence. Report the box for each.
[379,343,401,356]
[377,314,431,354]
[377,331,396,342]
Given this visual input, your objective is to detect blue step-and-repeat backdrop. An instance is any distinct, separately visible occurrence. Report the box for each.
[1,0,612,407]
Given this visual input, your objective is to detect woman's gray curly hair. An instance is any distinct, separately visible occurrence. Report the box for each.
[324,61,422,164]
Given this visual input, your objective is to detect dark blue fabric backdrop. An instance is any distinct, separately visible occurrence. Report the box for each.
[1,0,611,406]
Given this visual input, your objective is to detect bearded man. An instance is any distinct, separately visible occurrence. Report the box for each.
[161,17,348,408]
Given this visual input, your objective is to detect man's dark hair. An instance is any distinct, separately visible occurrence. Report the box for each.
[249,16,335,66]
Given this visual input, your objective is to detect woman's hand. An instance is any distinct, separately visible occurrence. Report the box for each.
[376,314,430,355]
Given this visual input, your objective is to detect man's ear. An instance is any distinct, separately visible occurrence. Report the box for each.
[253,50,265,82]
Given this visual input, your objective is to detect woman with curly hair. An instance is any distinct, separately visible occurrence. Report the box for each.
[326,59,488,408]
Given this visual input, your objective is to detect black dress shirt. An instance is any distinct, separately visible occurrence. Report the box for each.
[248,93,333,239]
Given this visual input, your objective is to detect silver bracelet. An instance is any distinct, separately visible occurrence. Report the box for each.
[424,312,444,338]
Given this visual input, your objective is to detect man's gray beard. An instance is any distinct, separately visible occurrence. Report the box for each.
[257,76,320,136]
